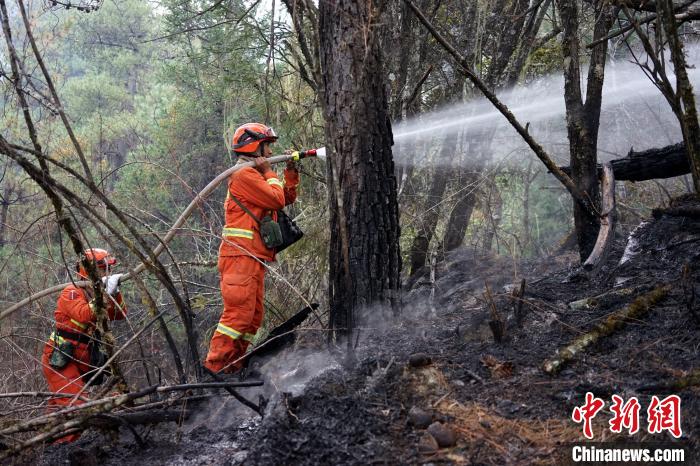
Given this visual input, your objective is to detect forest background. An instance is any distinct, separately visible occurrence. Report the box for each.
[0,0,696,405]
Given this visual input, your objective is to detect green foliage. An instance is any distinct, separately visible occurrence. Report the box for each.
[524,40,562,81]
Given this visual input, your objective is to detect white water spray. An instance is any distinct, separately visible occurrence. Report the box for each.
[392,45,700,168]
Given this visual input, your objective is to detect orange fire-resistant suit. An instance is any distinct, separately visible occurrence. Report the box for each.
[41,285,126,442]
[204,165,298,373]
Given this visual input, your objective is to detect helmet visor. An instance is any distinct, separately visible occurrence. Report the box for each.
[264,127,277,139]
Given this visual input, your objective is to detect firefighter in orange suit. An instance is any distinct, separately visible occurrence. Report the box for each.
[41,248,127,443]
[204,123,299,375]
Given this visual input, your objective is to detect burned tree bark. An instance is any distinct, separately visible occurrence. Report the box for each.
[320,0,401,336]
[558,0,614,261]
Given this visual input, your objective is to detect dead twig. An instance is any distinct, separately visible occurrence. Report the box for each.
[513,279,527,327]
[484,282,506,343]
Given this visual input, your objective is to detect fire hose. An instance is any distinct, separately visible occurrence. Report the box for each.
[0,149,326,322]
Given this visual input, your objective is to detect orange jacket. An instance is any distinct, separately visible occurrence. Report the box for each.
[220,166,299,261]
[54,284,127,338]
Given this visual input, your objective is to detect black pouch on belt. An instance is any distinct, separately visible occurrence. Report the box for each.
[275,209,304,252]
[84,330,110,385]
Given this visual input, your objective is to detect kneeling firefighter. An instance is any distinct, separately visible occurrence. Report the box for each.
[204,123,300,375]
[41,248,127,443]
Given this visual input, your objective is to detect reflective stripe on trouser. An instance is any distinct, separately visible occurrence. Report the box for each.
[204,255,265,373]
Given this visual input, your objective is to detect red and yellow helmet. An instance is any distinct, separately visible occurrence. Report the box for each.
[76,248,117,278]
[231,123,278,154]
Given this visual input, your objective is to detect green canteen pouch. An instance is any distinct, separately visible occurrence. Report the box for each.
[260,214,284,249]
[49,338,75,369]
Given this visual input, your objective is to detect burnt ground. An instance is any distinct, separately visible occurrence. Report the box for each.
[25,202,700,465]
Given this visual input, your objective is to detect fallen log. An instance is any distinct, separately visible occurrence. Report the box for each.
[652,205,700,219]
[559,143,689,182]
[0,385,159,459]
[543,285,671,375]
[0,381,260,437]
[89,409,192,428]
[0,388,156,437]
[568,286,644,311]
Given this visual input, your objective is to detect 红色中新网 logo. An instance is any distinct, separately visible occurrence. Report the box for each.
[571,392,682,439]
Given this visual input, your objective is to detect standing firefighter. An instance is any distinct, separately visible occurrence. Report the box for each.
[204,123,299,375]
[41,248,126,443]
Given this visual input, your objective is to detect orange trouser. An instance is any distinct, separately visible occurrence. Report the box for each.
[41,341,89,443]
[205,255,265,373]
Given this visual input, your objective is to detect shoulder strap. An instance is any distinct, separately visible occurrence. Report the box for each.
[229,191,262,224]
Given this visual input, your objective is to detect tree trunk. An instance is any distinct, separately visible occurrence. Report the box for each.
[442,171,478,252]
[0,182,11,247]
[557,0,613,261]
[658,0,700,193]
[482,181,503,253]
[320,0,401,337]
[409,137,457,275]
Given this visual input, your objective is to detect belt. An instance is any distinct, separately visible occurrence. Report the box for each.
[55,328,92,344]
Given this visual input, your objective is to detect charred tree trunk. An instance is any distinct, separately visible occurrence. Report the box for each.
[320,0,401,337]
[558,0,613,261]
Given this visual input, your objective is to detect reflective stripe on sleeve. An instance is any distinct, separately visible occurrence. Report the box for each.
[215,323,244,340]
[70,319,87,330]
[266,177,284,188]
[222,227,254,240]
[243,332,256,342]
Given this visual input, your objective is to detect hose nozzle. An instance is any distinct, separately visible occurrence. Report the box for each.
[291,147,327,161]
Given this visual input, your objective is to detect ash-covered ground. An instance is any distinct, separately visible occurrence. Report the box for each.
[28,203,700,465]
